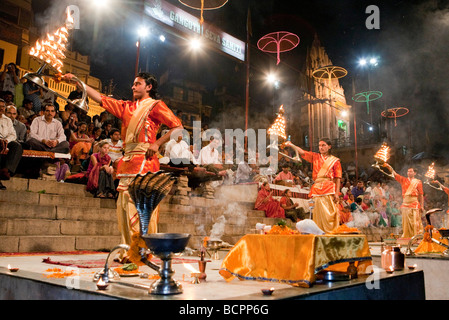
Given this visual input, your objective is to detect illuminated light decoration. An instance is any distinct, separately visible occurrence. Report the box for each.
[257,31,300,65]
[28,8,73,73]
[381,106,409,127]
[352,90,383,114]
[425,162,436,181]
[372,143,395,178]
[179,0,228,25]
[374,143,390,163]
[268,105,287,140]
[312,65,347,99]
[423,162,444,191]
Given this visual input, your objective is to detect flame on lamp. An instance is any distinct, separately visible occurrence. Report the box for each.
[268,105,287,140]
[425,162,436,180]
[374,143,390,163]
[28,9,73,73]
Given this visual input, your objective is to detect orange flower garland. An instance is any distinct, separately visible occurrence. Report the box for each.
[423,225,433,242]
[330,224,360,234]
[127,232,150,265]
[266,225,297,235]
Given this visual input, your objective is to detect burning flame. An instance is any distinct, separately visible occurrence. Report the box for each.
[374,143,390,163]
[28,9,72,73]
[268,105,287,140]
[425,162,436,180]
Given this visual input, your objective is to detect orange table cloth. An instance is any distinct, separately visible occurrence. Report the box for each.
[219,234,372,287]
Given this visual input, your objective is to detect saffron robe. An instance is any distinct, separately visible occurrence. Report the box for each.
[255,187,285,218]
[100,96,181,247]
[302,151,342,233]
[394,174,424,238]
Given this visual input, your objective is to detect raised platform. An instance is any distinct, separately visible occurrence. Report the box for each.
[0,251,425,301]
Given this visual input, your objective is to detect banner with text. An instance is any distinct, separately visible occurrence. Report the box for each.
[144,0,246,61]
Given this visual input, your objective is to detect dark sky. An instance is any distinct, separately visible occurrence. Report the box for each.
[31,0,449,158]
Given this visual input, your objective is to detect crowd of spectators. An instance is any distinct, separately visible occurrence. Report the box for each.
[0,63,123,196]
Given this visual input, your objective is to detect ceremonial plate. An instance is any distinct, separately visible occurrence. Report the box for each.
[316,270,354,282]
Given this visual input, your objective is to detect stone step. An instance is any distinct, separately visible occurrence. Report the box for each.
[0,218,120,237]
[3,177,89,197]
[0,202,116,221]
[0,235,121,252]
[0,190,116,209]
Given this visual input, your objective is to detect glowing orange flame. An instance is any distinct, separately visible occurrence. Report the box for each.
[268,105,287,140]
[28,9,72,73]
[374,143,390,163]
[425,162,436,180]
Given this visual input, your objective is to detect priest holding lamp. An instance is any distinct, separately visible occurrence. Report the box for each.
[384,163,424,238]
[285,138,342,233]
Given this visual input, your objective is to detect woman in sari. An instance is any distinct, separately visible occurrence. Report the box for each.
[285,138,342,233]
[86,140,116,198]
[70,122,94,165]
[255,182,285,218]
[280,189,306,222]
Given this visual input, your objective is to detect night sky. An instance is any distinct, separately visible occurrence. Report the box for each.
[31,0,449,160]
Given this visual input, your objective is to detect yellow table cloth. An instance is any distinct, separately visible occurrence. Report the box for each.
[219,234,372,287]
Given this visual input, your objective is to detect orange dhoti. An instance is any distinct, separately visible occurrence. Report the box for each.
[313,194,339,234]
[401,203,423,238]
[100,95,182,259]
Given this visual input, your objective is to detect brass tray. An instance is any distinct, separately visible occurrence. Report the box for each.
[316,270,355,282]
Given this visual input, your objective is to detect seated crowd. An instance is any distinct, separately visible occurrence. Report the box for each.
[0,86,122,197]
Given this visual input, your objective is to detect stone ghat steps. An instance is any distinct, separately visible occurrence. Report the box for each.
[0,178,120,252]
[0,178,292,252]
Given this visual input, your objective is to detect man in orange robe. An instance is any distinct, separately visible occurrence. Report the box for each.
[63,72,183,257]
[286,139,342,233]
[387,165,424,238]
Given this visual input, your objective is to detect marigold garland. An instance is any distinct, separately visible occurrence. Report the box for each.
[127,232,151,265]
[266,225,297,235]
[423,225,434,243]
[331,224,360,234]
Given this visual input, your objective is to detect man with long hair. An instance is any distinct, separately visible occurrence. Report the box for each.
[285,138,342,233]
[63,72,183,261]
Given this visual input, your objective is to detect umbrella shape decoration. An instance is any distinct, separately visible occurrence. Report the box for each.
[312,65,347,99]
[381,107,409,127]
[128,171,176,236]
[179,0,228,24]
[257,31,300,65]
[352,90,383,114]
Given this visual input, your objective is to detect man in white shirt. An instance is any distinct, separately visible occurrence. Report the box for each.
[27,104,69,153]
[165,132,193,166]
[106,128,124,164]
[5,105,27,143]
[198,136,220,165]
[0,99,23,189]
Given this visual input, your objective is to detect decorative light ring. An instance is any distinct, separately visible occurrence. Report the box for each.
[312,65,348,80]
[352,91,383,114]
[381,107,409,126]
[179,0,228,24]
[257,31,300,65]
